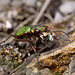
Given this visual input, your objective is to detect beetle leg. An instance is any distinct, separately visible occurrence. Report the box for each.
[30,43,40,65]
[0,35,20,44]
[17,38,40,65]
[16,39,32,42]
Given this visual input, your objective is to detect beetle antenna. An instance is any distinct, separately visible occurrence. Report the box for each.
[51,27,70,41]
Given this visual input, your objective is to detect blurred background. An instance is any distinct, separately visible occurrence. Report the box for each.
[0,0,75,75]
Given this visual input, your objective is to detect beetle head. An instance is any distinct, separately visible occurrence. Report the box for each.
[45,26,51,32]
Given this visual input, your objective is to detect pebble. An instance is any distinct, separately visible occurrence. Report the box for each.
[0,0,10,11]
[69,60,75,75]
[59,1,75,15]
[23,0,37,7]
[26,67,53,75]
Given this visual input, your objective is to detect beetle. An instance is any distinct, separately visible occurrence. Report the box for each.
[0,25,69,45]
[14,25,47,41]
[0,25,70,52]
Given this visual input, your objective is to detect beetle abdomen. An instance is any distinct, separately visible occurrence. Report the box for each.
[15,26,31,36]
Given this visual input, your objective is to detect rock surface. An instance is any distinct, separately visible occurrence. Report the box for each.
[69,60,75,75]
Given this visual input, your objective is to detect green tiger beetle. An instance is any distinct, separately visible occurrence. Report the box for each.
[0,25,70,65]
[0,25,70,44]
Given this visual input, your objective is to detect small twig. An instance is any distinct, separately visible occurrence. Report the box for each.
[44,13,53,21]
[14,15,35,33]
[32,0,51,25]
[38,42,54,53]
[19,15,35,26]
[9,62,26,75]
[67,27,75,34]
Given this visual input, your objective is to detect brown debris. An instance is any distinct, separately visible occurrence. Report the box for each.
[26,40,75,72]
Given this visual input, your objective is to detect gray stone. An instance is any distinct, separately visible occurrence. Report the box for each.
[11,0,23,7]
[23,0,37,7]
[0,0,10,11]
[69,60,75,75]
[54,11,64,22]
[26,67,39,75]
[59,1,75,15]
[26,67,53,75]
[40,68,53,75]
[0,66,8,75]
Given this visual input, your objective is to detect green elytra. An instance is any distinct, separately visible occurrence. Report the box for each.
[15,25,46,36]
